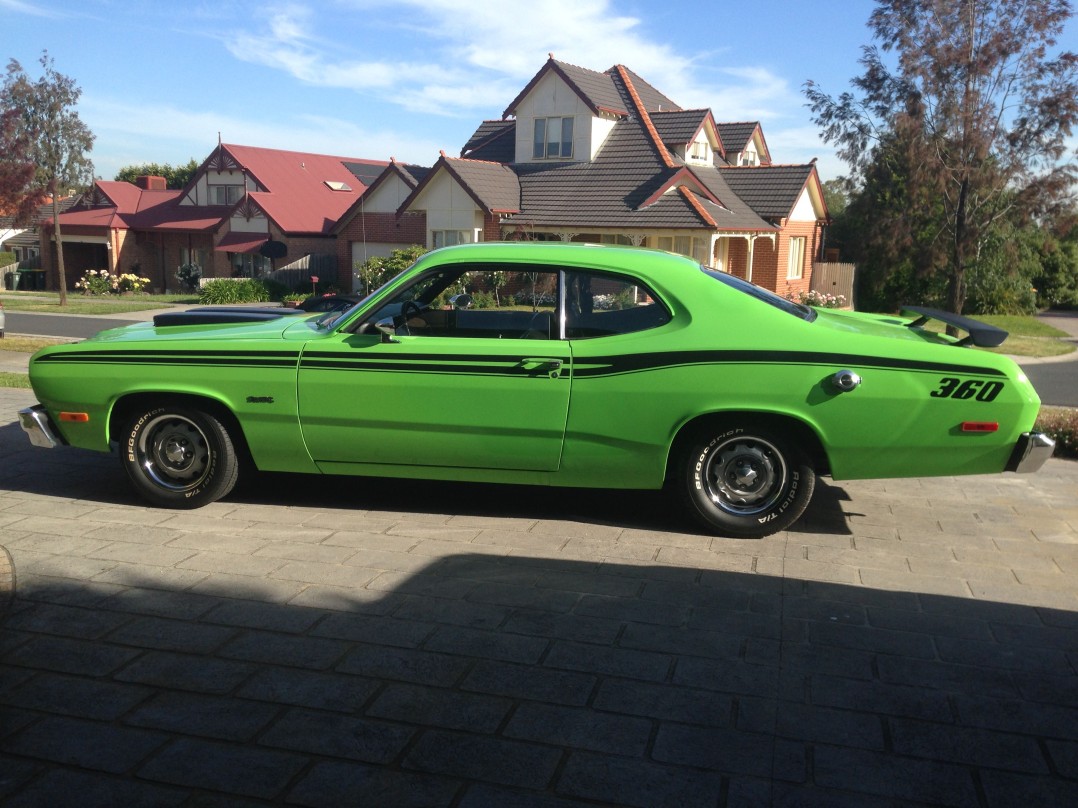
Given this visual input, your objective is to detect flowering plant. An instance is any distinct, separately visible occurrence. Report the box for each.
[74,269,116,295]
[75,269,152,295]
[787,289,848,309]
[117,273,151,293]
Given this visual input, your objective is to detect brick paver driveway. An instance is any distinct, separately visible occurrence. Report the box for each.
[1,387,1076,806]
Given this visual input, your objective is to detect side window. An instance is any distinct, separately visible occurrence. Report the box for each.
[564,271,670,338]
[369,266,558,340]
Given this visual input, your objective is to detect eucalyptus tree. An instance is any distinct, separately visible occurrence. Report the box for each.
[1,51,95,304]
[806,0,1078,313]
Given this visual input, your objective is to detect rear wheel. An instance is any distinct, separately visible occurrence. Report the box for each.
[680,425,815,538]
[120,405,239,508]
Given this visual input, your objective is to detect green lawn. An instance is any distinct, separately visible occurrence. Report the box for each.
[910,313,1074,358]
[1,291,197,315]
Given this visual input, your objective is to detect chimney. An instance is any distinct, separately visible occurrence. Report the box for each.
[136,175,167,190]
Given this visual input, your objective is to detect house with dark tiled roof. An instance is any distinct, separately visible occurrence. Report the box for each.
[333,158,431,282]
[41,143,388,292]
[388,56,827,295]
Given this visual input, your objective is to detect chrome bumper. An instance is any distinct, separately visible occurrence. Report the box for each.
[1006,432,1055,474]
[18,405,63,449]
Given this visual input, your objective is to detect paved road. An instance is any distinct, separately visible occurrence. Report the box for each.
[1019,310,1078,408]
[4,310,152,340]
[1,385,1077,806]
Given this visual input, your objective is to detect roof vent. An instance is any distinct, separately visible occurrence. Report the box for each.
[324,181,353,192]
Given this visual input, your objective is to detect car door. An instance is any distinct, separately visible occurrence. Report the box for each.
[296,265,571,472]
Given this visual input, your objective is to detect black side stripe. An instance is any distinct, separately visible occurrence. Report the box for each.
[34,348,1006,379]
[573,350,1007,378]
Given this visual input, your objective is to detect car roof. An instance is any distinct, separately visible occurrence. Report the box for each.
[415,241,698,274]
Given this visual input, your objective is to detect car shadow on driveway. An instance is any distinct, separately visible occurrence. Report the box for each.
[2,548,1076,806]
[0,417,854,540]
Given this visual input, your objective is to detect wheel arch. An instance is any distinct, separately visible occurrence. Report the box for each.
[667,410,831,483]
[109,392,254,466]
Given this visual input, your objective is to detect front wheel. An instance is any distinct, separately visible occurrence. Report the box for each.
[680,426,815,538]
[120,405,240,508]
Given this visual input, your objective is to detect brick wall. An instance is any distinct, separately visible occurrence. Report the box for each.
[336,211,426,291]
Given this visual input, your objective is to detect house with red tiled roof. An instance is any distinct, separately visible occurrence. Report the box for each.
[389,56,827,296]
[41,143,388,292]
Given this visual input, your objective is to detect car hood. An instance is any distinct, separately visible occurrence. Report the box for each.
[79,312,321,345]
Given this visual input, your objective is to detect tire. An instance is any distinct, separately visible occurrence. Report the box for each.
[680,425,815,538]
[120,405,240,508]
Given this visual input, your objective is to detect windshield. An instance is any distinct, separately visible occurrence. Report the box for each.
[702,267,817,322]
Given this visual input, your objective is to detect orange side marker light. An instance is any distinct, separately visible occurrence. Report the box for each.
[58,412,90,423]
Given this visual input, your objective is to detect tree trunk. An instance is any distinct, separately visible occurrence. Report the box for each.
[51,194,68,306]
[949,176,970,316]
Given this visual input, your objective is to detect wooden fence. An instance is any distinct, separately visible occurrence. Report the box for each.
[267,254,337,291]
[811,262,857,307]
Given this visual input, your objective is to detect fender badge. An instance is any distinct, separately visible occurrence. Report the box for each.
[246,396,275,404]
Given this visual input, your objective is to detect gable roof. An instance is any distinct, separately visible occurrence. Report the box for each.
[208,144,388,234]
[402,154,521,216]
[503,57,680,121]
[715,122,771,164]
[461,120,516,162]
[719,164,818,220]
[334,159,433,234]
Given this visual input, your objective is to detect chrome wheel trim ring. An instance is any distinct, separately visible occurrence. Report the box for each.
[137,414,211,492]
[703,436,788,516]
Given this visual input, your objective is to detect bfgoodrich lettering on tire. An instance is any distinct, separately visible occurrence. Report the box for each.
[121,405,240,508]
[681,425,815,538]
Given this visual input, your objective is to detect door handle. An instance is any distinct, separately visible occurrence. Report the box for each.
[521,358,564,378]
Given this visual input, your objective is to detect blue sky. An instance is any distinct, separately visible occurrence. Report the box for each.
[5,0,1077,185]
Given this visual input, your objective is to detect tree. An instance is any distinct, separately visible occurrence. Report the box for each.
[353,245,426,295]
[805,0,1078,314]
[115,159,199,190]
[0,106,38,223]
[1,51,95,304]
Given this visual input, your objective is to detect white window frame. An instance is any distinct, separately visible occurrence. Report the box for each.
[432,230,471,249]
[655,235,708,264]
[787,236,806,280]
[532,116,574,159]
[209,184,243,205]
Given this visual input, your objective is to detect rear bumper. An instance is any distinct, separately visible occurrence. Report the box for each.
[18,405,64,449]
[1006,432,1055,474]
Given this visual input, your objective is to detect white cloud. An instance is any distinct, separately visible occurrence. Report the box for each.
[0,0,57,16]
[80,95,444,179]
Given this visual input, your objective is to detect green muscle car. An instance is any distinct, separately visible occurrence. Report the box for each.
[18,242,1054,538]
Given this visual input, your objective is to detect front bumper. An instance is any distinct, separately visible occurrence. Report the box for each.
[1006,432,1055,474]
[18,405,64,449]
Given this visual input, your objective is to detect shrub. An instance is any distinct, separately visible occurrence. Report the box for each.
[0,251,16,267]
[786,289,848,308]
[116,272,151,293]
[176,263,201,292]
[75,269,117,295]
[198,278,273,305]
[1035,407,1078,459]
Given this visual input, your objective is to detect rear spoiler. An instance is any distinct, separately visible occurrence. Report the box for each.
[153,307,307,328]
[901,306,1008,348]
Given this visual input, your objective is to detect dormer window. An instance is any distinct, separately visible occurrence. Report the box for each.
[740,146,759,166]
[533,117,574,159]
[689,140,709,162]
[209,184,243,205]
